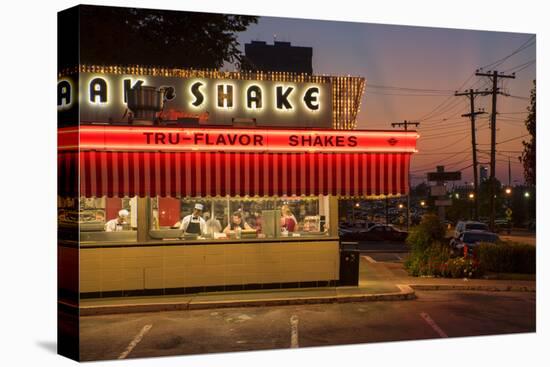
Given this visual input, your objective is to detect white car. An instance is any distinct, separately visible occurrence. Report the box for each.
[454,221,490,239]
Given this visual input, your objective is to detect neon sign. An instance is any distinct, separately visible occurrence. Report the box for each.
[58,126,418,153]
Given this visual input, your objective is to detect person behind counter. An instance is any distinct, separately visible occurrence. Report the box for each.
[223,211,252,234]
[204,211,222,236]
[179,203,206,235]
[104,209,130,232]
[280,204,297,233]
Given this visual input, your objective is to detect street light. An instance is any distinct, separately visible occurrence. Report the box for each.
[420,200,426,207]
[504,188,512,234]
[468,193,475,220]
[455,193,460,199]
[398,203,404,209]
[524,191,530,198]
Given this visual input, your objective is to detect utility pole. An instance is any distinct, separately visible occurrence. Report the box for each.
[391,120,420,131]
[391,120,419,231]
[454,89,488,220]
[475,70,515,231]
[508,157,512,188]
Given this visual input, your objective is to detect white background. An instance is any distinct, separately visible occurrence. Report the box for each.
[0,0,547,365]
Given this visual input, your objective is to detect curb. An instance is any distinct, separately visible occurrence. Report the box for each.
[409,284,536,292]
[70,282,535,316]
[76,284,416,316]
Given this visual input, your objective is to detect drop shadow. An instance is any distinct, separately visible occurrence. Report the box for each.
[36,340,57,354]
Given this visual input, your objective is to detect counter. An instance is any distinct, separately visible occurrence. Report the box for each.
[76,237,340,297]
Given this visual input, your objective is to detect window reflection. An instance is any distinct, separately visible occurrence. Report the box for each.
[78,196,137,242]
[150,196,329,241]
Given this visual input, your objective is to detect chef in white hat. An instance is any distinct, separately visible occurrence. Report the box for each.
[179,203,206,235]
[104,209,130,232]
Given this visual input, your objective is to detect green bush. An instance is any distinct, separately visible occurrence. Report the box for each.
[404,242,451,277]
[406,214,446,254]
[476,242,535,274]
[404,214,483,278]
[441,257,482,278]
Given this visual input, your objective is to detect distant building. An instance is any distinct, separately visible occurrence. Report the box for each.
[480,166,488,182]
[243,40,313,74]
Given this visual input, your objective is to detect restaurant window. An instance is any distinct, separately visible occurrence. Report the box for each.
[149,196,331,241]
[78,196,138,243]
[58,196,79,241]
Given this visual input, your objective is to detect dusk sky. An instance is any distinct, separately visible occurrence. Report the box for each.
[230,16,536,185]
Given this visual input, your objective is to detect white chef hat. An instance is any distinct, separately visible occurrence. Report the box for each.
[118,209,130,217]
[194,203,204,211]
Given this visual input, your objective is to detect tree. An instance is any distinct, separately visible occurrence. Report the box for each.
[77,5,258,70]
[520,80,536,185]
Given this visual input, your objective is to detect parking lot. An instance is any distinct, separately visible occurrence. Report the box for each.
[79,289,535,361]
[75,230,535,361]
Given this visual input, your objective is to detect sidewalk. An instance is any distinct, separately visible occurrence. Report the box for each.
[73,257,535,316]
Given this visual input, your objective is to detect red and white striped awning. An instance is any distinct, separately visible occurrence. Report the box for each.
[58,151,411,197]
[58,126,416,198]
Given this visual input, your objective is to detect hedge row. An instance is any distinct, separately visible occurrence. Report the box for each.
[476,242,535,274]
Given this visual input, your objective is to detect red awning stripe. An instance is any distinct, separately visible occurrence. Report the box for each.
[58,151,411,198]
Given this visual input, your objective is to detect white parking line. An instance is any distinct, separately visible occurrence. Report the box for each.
[363,256,377,263]
[420,312,448,338]
[118,324,153,359]
[290,315,299,348]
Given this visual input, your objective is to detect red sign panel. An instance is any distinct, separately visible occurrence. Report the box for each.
[58,126,418,153]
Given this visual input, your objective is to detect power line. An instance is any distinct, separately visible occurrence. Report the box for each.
[502,59,536,73]
[506,94,530,100]
[454,163,474,172]
[418,96,469,122]
[366,84,455,93]
[419,120,470,133]
[413,36,534,125]
[497,134,530,144]
[411,154,472,173]
[478,35,535,70]
[411,150,471,171]
[365,92,452,97]
[420,130,470,141]
[420,78,490,125]
[421,125,476,137]
[418,137,466,152]
[513,61,536,74]
[414,73,476,122]
[415,151,475,156]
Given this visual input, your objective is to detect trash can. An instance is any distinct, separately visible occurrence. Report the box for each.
[339,242,360,286]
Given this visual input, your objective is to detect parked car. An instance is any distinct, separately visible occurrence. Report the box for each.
[450,230,499,256]
[340,224,408,242]
[454,221,490,238]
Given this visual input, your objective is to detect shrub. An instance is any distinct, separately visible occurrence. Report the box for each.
[404,242,451,277]
[404,214,484,278]
[476,241,535,274]
[406,214,446,254]
[441,257,482,278]
[404,214,449,276]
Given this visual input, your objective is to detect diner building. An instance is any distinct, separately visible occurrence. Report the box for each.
[57,64,418,299]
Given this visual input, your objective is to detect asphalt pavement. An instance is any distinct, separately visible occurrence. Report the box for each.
[74,238,536,361]
[79,290,535,361]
